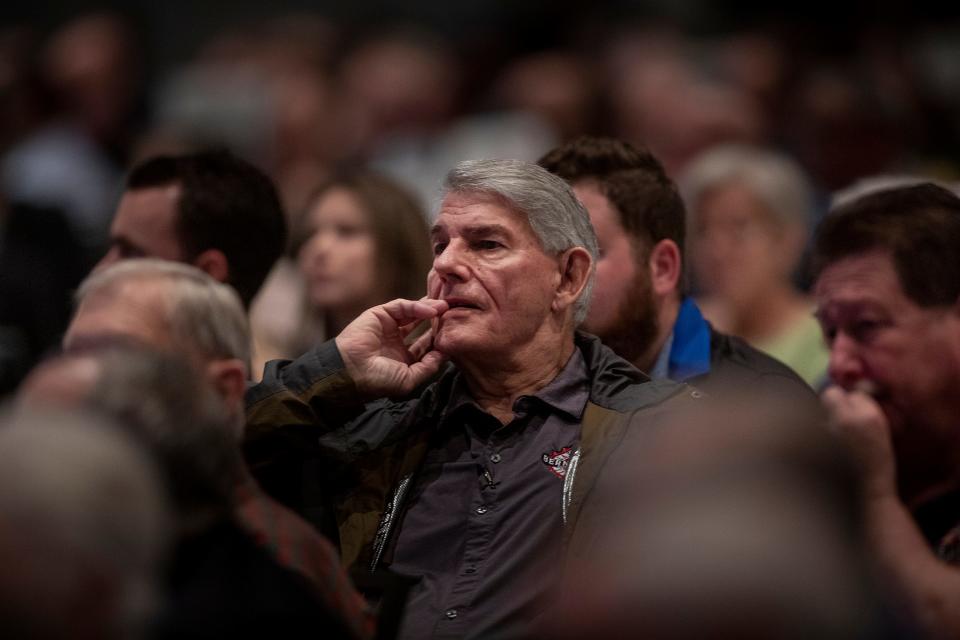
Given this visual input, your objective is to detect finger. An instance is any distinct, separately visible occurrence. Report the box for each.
[821,386,847,411]
[399,317,430,339]
[405,350,449,390]
[821,386,857,434]
[408,327,435,360]
[821,386,854,417]
[380,298,448,326]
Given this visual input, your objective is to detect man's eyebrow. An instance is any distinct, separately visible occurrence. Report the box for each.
[461,224,510,238]
[430,223,511,239]
[814,299,885,321]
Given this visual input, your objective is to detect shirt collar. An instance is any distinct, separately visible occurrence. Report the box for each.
[439,348,591,426]
[666,297,712,381]
[649,331,674,380]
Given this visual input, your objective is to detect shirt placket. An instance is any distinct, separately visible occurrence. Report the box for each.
[433,412,518,637]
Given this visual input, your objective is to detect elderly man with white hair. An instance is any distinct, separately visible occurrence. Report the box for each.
[246,159,696,639]
[59,259,372,639]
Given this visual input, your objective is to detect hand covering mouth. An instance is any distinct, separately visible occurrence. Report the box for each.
[853,379,880,397]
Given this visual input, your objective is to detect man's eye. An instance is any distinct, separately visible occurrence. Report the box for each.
[850,320,881,341]
[475,240,502,250]
[432,242,448,255]
[821,326,837,345]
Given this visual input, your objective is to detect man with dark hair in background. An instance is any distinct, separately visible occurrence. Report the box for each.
[813,182,960,638]
[98,149,286,308]
[539,136,810,395]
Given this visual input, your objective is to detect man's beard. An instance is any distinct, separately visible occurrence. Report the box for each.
[593,266,660,372]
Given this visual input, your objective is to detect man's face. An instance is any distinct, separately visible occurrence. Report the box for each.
[427,192,562,359]
[574,182,658,363]
[97,185,184,269]
[815,250,960,437]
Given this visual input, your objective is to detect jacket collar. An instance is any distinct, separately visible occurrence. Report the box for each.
[415,332,685,427]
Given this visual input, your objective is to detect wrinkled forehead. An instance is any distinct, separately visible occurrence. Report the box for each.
[433,190,537,238]
[813,251,901,301]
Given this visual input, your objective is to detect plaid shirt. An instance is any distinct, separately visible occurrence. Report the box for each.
[234,470,375,639]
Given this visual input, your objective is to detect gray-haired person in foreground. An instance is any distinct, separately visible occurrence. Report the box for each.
[246,159,700,639]
[18,347,355,639]
[55,259,372,639]
[0,411,170,640]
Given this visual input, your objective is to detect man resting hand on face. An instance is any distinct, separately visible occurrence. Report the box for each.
[245,159,698,640]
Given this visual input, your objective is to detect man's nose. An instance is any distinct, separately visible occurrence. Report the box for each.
[827,332,865,389]
[432,240,469,282]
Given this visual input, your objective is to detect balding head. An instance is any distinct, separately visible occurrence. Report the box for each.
[65,260,252,416]
[69,258,250,367]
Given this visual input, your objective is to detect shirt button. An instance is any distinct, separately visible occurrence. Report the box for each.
[445,609,458,620]
[476,505,488,515]
[490,453,502,464]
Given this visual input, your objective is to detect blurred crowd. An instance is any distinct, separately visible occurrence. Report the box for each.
[3,9,960,388]
[3,7,960,640]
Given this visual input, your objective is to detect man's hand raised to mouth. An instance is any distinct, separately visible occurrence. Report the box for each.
[335,297,450,398]
[822,383,897,500]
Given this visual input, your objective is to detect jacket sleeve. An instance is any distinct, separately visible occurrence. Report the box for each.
[243,339,431,479]
[246,340,368,441]
[242,341,374,504]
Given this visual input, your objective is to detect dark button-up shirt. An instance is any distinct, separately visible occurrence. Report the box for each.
[388,350,590,639]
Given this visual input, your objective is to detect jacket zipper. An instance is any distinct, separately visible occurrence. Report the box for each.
[561,448,581,526]
[370,473,413,571]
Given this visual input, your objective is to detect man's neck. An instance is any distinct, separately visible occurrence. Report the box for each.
[458,334,576,425]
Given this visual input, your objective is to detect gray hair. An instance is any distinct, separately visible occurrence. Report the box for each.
[443,158,599,324]
[76,259,251,368]
[681,144,815,232]
[0,409,169,639]
[84,347,242,522]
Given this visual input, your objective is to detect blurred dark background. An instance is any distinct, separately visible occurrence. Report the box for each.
[2,0,960,394]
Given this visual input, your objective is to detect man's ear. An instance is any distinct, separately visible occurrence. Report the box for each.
[192,248,230,283]
[552,247,593,314]
[648,239,681,297]
[205,358,248,436]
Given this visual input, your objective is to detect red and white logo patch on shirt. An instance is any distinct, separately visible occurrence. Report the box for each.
[541,446,573,479]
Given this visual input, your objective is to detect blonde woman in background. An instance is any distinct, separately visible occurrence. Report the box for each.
[251,171,432,374]
[681,144,829,387]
